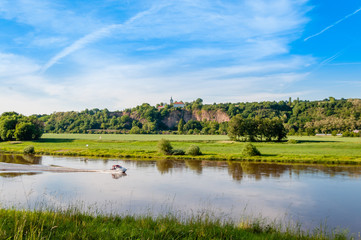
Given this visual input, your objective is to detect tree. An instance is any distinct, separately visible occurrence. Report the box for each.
[0,113,43,141]
[184,120,202,132]
[273,119,287,141]
[191,98,203,110]
[186,145,202,156]
[227,115,245,141]
[242,143,261,156]
[0,117,17,141]
[177,119,184,134]
[157,139,173,155]
[228,115,287,142]
[129,126,141,134]
[14,122,36,141]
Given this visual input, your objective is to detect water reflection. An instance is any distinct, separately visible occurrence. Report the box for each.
[0,154,42,165]
[1,154,361,181]
[1,155,361,235]
[0,172,41,178]
[149,159,361,181]
[228,162,292,182]
[185,160,202,174]
[112,172,127,179]
[156,160,183,174]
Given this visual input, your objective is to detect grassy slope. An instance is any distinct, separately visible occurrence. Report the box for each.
[0,134,360,164]
[0,208,347,240]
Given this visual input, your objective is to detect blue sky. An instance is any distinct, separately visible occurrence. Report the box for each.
[0,0,360,115]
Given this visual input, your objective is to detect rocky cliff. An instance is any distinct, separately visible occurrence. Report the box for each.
[162,109,230,128]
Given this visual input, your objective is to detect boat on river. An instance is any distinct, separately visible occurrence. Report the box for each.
[111,165,127,173]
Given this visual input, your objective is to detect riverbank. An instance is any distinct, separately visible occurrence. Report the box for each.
[0,208,347,240]
[0,134,360,164]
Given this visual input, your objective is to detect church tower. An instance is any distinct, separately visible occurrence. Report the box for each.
[170,96,174,104]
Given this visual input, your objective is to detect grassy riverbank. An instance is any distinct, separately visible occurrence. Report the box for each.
[0,208,347,240]
[0,134,360,164]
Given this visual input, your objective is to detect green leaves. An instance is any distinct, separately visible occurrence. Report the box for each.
[0,113,44,141]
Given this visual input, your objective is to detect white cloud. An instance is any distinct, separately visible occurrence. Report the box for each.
[0,0,317,114]
[0,53,40,77]
[0,0,100,34]
[41,2,168,72]
[31,36,69,48]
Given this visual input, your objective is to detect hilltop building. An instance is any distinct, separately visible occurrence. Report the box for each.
[173,101,185,108]
[157,97,185,109]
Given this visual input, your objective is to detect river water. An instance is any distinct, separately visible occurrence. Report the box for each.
[0,154,360,236]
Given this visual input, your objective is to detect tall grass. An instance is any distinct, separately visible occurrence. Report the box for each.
[0,208,349,240]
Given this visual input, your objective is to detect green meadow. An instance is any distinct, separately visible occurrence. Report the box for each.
[0,134,360,164]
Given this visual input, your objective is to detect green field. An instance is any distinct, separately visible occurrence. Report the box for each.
[42,133,230,141]
[0,134,360,164]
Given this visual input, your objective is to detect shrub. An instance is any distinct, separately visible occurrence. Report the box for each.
[342,131,360,137]
[186,145,202,156]
[242,143,261,156]
[172,149,185,155]
[23,145,35,155]
[157,139,173,155]
[287,139,298,144]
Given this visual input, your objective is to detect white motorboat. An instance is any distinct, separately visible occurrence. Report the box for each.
[111,165,127,173]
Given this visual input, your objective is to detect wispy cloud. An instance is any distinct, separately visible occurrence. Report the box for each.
[304,6,361,41]
[0,0,322,114]
[40,25,121,73]
[41,3,168,73]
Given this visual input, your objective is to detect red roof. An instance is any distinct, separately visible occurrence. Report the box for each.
[174,101,184,104]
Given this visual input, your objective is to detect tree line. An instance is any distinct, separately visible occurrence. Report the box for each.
[0,112,43,141]
[36,97,360,136]
[227,117,287,142]
[1,97,360,140]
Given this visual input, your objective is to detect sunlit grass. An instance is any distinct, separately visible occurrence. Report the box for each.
[0,207,349,240]
[42,133,230,141]
[0,134,360,164]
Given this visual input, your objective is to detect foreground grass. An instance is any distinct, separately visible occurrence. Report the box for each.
[0,134,360,164]
[0,208,348,240]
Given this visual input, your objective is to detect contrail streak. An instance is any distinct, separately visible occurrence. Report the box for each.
[41,4,167,73]
[304,6,361,41]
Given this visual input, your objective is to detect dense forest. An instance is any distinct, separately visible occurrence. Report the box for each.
[1,97,360,139]
[27,97,361,136]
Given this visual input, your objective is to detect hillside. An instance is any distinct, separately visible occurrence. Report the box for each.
[34,97,361,135]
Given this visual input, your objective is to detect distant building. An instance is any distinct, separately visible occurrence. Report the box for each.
[353,130,360,133]
[173,101,185,108]
[157,97,184,110]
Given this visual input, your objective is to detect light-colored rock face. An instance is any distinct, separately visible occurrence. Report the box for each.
[162,109,230,128]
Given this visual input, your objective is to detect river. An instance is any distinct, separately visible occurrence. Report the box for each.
[0,154,360,236]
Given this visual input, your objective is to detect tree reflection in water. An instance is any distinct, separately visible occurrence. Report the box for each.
[152,159,361,182]
[0,154,42,165]
[1,153,360,181]
[185,160,202,174]
[0,172,40,178]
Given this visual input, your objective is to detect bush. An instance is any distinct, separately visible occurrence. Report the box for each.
[287,139,298,144]
[157,139,173,155]
[242,143,261,156]
[342,131,360,137]
[172,149,185,155]
[186,145,202,156]
[23,145,35,155]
